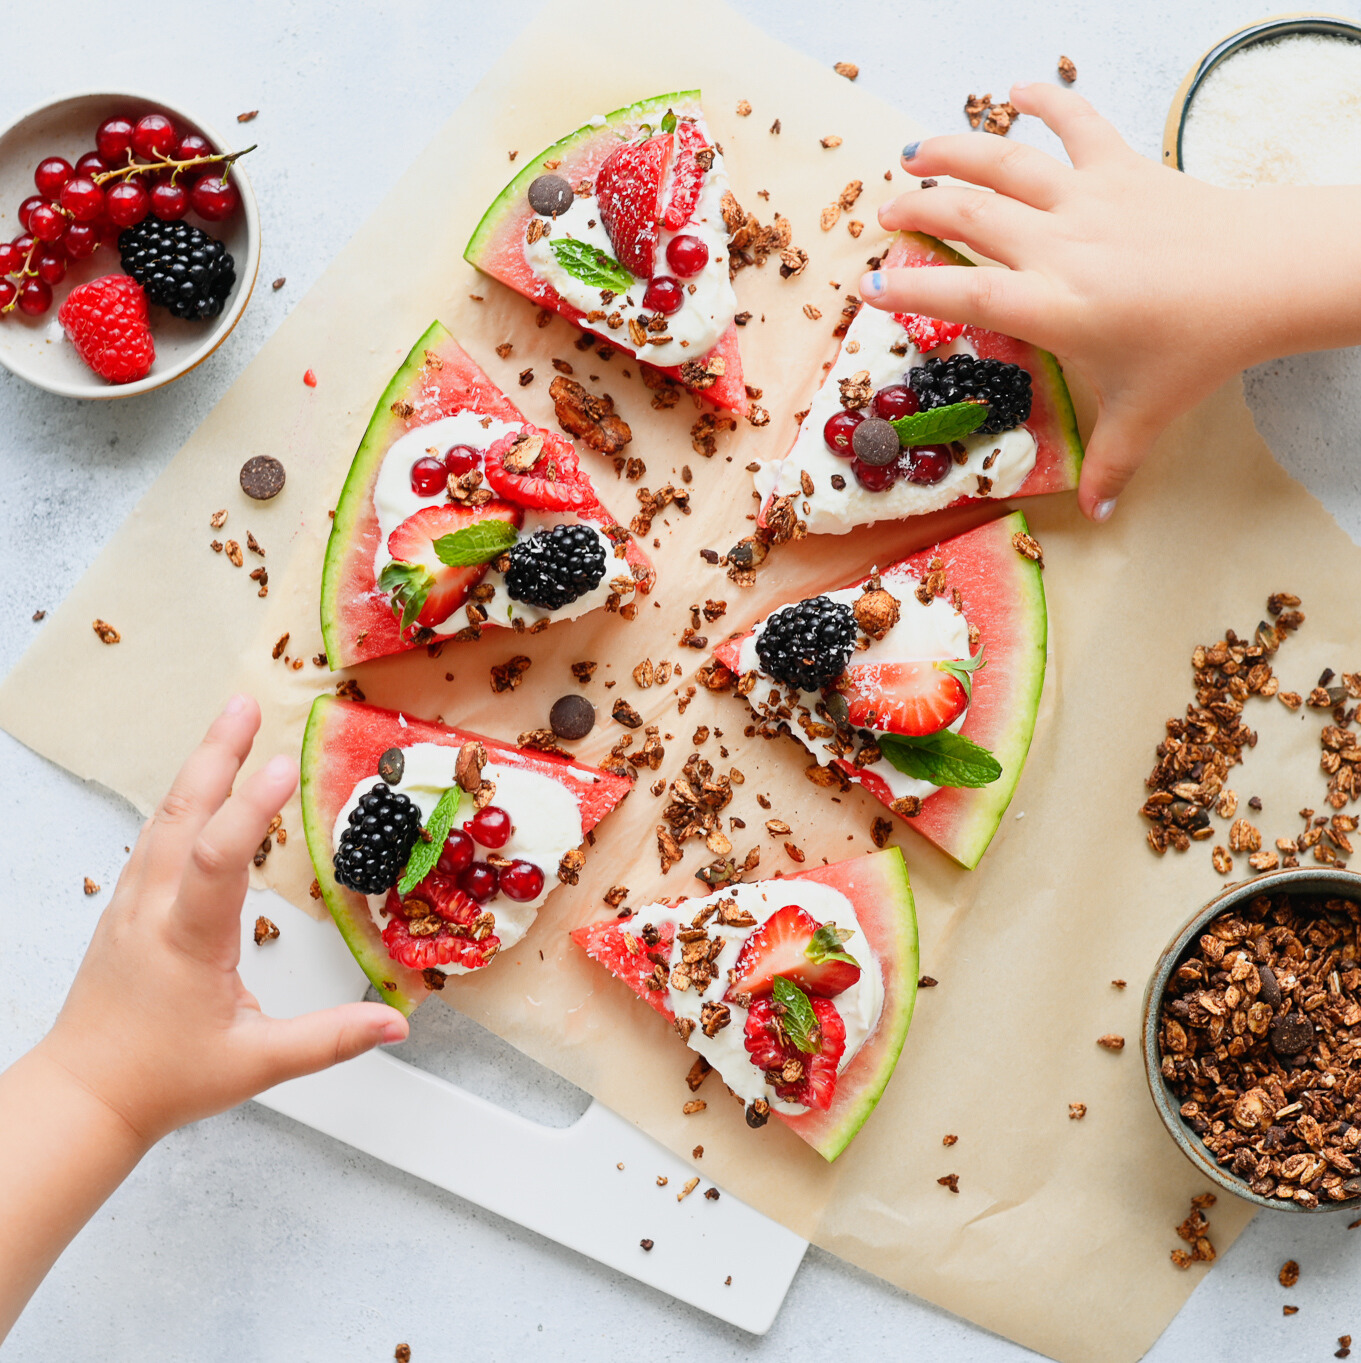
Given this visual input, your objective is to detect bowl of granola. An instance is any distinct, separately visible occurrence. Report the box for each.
[1143,867,1361,1211]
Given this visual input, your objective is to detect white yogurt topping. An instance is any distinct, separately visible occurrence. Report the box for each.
[331,742,589,973]
[754,302,1037,533]
[648,878,883,1115]
[737,577,974,807]
[521,131,737,367]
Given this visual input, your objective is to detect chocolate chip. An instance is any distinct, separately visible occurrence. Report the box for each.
[549,693,595,740]
[851,416,899,466]
[377,747,405,784]
[1258,963,1282,1010]
[745,1100,770,1129]
[240,455,286,500]
[1269,1011,1314,1057]
[527,174,574,217]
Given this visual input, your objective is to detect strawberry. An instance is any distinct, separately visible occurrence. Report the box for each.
[382,499,522,633]
[57,274,154,384]
[661,120,709,231]
[743,986,847,1111]
[595,133,673,279]
[894,312,966,354]
[725,903,862,1000]
[483,426,597,512]
[839,659,970,736]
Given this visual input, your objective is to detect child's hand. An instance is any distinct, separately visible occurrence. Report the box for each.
[861,83,1361,520]
[38,694,408,1145]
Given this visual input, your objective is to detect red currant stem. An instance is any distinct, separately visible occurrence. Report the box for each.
[91,143,257,188]
[1,240,42,311]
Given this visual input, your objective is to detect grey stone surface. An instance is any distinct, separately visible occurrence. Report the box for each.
[2,1,1360,1359]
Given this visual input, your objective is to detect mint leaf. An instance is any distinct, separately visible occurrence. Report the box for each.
[397,786,462,896]
[878,729,1002,788]
[433,520,519,567]
[891,401,987,447]
[660,108,677,135]
[806,923,859,969]
[378,559,434,633]
[772,975,821,1054]
[549,238,635,293]
[936,648,987,702]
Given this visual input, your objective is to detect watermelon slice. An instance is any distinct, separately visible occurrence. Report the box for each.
[464,91,748,414]
[714,510,1046,869]
[302,695,634,1015]
[754,231,1082,535]
[571,849,918,1162]
[319,322,653,670]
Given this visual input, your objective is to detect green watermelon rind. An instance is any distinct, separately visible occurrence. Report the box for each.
[464,91,700,271]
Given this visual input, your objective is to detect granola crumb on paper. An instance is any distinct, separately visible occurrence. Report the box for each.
[83,878,99,896]
[705,1187,720,1201]
[965,92,992,128]
[210,508,227,529]
[335,678,365,703]
[92,619,120,645]
[395,1346,411,1363]
[1097,1034,1125,1051]
[984,103,1019,136]
[1058,55,1077,82]
[937,1174,960,1193]
[919,975,938,988]
[677,1176,701,1202]
[736,100,752,116]
[640,1239,654,1251]
[692,1145,704,1160]
[682,1100,707,1116]
[1069,1103,1087,1120]
[834,61,859,80]
[1112,979,1127,989]
[253,916,280,945]
[1279,1260,1300,1288]
[942,1134,958,1147]
[31,609,45,621]
[1283,1306,1299,1315]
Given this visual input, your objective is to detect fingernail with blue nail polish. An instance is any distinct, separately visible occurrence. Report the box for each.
[863,271,884,298]
[902,141,920,162]
[1093,498,1117,523]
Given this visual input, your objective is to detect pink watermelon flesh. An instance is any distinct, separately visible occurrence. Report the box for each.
[302,695,634,1015]
[714,509,1046,869]
[319,321,653,669]
[571,849,918,1162]
[463,91,747,414]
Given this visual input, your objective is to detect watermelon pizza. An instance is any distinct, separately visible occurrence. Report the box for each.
[464,91,747,414]
[301,695,633,1014]
[713,511,1046,870]
[319,322,654,671]
[754,232,1082,535]
[573,849,917,1163]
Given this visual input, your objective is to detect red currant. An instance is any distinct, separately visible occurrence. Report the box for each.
[96,117,135,163]
[871,384,920,421]
[17,196,44,232]
[74,151,108,178]
[823,409,864,457]
[63,223,98,259]
[0,279,14,309]
[106,182,149,228]
[97,218,123,248]
[444,445,480,476]
[131,113,177,161]
[149,181,189,221]
[902,444,953,486]
[175,132,213,162]
[34,157,73,198]
[851,456,898,491]
[11,234,34,257]
[499,859,545,902]
[410,456,447,496]
[642,276,683,315]
[59,177,104,223]
[17,278,52,316]
[36,251,65,286]
[0,242,18,276]
[190,173,239,221]
[465,805,512,849]
[28,204,66,245]
[665,234,709,277]
[435,829,475,876]
[458,861,500,903]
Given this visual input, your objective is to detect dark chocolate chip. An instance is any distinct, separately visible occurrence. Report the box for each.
[240,455,286,500]
[744,1100,770,1129]
[527,174,574,217]
[851,416,899,466]
[549,693,595,741]
[1269,1011,1314,1057]
[1258,964,1282,1010]
[377,747,405,784]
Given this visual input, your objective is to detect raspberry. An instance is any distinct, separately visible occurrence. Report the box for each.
[57,276,155,385]
[743,993,846,1111]
[380,882,500,972]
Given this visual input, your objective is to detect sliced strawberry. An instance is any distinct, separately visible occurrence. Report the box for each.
[894,312,966,354]
[383,499,522,633]
[839,659,969,736]
[661,120,709,231]
[483,426,598,512]
[725,904,861,1001]
[744,991,847,1111]
[596,133,673,279]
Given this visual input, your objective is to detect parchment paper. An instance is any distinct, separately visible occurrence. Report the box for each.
[6,5,1361,1359]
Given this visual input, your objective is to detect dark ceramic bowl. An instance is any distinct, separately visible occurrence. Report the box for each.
[1142,866,1361,1212]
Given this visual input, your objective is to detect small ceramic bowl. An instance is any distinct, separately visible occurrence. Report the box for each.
[1142,866,1361,1212]
[0,90,260,399]
[1163,12,1361,170]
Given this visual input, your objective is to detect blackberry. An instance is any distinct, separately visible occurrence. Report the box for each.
[907,354,1032,434]
[504,523,607,611]
[333,782,422,895]
[118,218,236,320]
[756,595,857,692]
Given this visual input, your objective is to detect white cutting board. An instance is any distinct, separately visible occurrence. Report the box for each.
[238,889,807,1333]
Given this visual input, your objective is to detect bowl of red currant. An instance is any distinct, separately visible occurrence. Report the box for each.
[0,91,260,398]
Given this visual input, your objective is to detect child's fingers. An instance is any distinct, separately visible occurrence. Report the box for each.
[1008,82,1133,169]
[1077,405,1160,521]
[859,264,1052,348]
[877,188,1044,269]
[252,1003,409,1088]
[901,135,1071,210]
[168,754,298,959]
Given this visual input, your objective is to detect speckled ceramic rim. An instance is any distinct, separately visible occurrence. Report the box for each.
[0,88,260,400]
[1163,12,1361,171]
[1142,866,1361,1212]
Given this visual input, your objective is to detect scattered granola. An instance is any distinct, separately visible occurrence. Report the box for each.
[682,1099,707,1116]
[1058,54,1077,83]
[83,877,99,895]
[1097,1034,1125,1051]
[834,61,859,80]
[491,655,532,693]
[1279,1259,1300,1288]
[1169,1192,1218,1268]
[253,915,280,945]
[1069,1103,1087,1120]
[937,1174,960,1193]
[92,619,120,645]
[549,375,631,455]
[984,103,1019,136]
